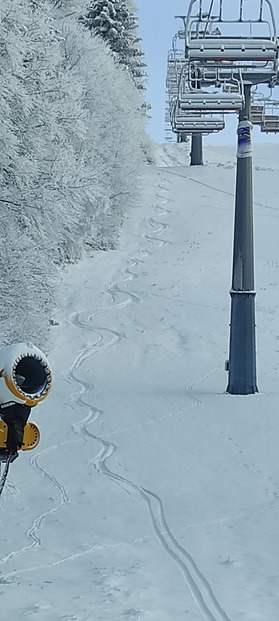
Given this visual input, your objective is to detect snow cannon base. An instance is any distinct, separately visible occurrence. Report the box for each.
[0,420,40,451]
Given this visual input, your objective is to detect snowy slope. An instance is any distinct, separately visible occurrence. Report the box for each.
[1,143,279,621]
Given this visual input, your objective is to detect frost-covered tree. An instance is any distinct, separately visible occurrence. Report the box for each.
[0,0,147,347]
[81,0,146,89]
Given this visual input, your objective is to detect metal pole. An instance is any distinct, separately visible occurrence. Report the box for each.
[227,84,258,395]
[190,133,203,165]
[178,133,188,143]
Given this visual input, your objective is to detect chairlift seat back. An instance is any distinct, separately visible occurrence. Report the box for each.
[186,38,278,62]
[173,115,225,133]
[179,92,244,111]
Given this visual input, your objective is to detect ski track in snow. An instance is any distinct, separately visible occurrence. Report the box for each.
[0,449,69,566]
[0,174,232,620]
[63,174,232,621]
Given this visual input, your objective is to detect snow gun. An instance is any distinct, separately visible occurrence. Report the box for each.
[0,342,52,407]
[0,343,52,496]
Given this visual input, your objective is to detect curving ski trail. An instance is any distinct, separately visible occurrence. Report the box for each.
[0,448,69,567]
[71,387,232,621]
[63,172,233,621]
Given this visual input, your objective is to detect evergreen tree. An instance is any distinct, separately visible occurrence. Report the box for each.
[81,0,146,89]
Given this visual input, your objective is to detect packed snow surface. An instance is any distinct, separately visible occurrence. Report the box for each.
[1,143,279,620]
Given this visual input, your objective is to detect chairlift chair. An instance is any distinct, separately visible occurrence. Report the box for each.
[261,116,279,131]
[184,0,278,73]
[170,96,225,133]
[250,104,264,124]
[261,101,279,131]
[166,49,186,99]
[249,95,279,130]
[176,57,245,113]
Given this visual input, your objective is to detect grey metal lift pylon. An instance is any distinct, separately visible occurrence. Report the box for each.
[190,134,203,165]
[227,85,258,394]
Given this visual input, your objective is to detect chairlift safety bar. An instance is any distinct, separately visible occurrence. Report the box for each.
[185,0,277,40]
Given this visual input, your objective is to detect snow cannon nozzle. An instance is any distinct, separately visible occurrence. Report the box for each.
[0,343,52,407]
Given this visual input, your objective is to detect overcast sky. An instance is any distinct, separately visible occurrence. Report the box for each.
[135,0,279,146]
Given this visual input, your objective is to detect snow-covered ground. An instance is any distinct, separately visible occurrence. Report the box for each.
[1,142,279,620]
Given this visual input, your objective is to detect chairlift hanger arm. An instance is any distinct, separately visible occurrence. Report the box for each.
[264,0,277,37]
[240,0,243,22]
[175,15,186,23]
[202,0,215,38]
[260,0,263,21]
